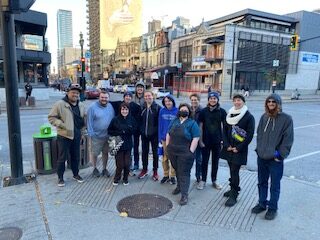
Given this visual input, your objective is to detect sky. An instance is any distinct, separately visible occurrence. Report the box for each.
[31,0,320,73]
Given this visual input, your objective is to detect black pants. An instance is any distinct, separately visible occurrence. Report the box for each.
[141,134,158,171]
[201,144,221,182]
[115,150,131,182]
[57,135,80,180]
[26,92,31,101]
[133,133,140,167]
[169,153,194,197]
[227,161,241,192]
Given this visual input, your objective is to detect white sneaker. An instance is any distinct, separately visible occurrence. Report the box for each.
[197,181,206,190]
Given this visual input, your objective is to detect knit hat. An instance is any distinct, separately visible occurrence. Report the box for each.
[67,83,82,92]
[123,91,133,98]
[135,80,145,88]
[208,91,220,101]
[233,93,245,103]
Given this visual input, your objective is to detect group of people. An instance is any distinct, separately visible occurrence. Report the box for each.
[48,81,294,220]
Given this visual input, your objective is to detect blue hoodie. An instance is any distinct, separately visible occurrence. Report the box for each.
[158,95,178,142]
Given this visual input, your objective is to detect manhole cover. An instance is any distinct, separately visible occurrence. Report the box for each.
[117,193,173,219]
[0,227,22,240]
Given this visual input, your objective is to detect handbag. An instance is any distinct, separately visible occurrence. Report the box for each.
[231,125,247,143]
[108,136,124,156]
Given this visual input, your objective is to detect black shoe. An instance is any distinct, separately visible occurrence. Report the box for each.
[92,168,100,177]
[101,169,110,178]
[265,209,277,220]
[113,180,119,186]
[251,204,267,214]
[123,180,129,186]
[225,196,237,207]
[73,175,84,183]
[223,189,232,198]
[172,188,181,195]
[170,177,176,185]
[58,179,65,187]
[160,176,170,184]
[179,195,188,206]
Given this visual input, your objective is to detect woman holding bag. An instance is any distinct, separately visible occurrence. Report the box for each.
[108,102,137,186]
[221,94,255,207]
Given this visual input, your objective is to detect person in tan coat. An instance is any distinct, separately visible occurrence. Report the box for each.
[48,84,86,187]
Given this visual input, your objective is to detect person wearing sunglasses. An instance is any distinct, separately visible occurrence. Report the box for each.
[252,93,294,220]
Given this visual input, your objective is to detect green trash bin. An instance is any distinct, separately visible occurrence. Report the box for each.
[33,125,58,174]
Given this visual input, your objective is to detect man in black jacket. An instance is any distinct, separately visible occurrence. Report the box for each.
[252,93,294,220]
[138,90,161,181]
[198,91,227,190]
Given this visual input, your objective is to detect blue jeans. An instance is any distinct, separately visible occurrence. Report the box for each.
[257,157,284,210]
[195,146,202,181]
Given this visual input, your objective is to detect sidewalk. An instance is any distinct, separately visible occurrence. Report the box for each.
[0,160,319,240]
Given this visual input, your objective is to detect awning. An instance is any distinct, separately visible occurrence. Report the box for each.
[185,71,215,76]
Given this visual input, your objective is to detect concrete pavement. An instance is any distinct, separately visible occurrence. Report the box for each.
[0,159,319,240]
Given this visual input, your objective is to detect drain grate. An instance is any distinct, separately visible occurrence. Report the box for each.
[0,227,22,240]
[117,193,173,219]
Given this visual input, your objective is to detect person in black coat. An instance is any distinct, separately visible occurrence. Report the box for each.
[221,93,255,207]
[108,102,137,185]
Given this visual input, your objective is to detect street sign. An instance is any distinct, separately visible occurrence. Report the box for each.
[85,51,91,59]
[273,60,279,67]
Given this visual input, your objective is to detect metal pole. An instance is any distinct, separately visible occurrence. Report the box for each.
[229,25,236,99]
[163,73,166,89]
[1,10,26,185]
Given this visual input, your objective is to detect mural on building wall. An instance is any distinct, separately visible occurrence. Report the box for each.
[100,0,142,50]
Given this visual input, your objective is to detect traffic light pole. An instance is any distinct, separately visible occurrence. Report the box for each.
[1,9,27,185]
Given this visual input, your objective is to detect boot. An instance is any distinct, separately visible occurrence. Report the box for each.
[225,189,238,207]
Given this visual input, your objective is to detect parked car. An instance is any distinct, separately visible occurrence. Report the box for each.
[152,87,170,99]
[85,86,100,99]
[114,85,122,93]
[121,84,135,93]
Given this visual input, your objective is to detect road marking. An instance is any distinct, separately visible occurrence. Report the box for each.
[285,151,320,164]
[295,123,320,130]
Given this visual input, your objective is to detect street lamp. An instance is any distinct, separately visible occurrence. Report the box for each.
[79,32,85,101]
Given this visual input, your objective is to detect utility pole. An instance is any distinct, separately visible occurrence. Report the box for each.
[229,25,237,99]
[79,32,85,101]
[1,0,35,186]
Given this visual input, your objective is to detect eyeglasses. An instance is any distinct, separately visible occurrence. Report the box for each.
[267,100,276,103]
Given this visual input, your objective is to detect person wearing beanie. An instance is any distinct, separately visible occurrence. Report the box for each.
[197,91,227,190]
[134,80,145,107]
[158,95,178,185]
[220,93,255,207]
[252,93,294,220]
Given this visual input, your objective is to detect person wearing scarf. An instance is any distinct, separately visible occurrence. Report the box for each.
[221,94,255,207]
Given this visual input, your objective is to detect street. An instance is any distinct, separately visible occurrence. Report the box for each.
[1,94,319,185]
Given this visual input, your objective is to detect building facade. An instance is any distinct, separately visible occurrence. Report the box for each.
[57,9,73,76]
[0,10,51,89]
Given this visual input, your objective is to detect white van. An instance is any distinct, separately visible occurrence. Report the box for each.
[97,79,110,90]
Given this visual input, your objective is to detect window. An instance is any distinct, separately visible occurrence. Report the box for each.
[201,45,207,56]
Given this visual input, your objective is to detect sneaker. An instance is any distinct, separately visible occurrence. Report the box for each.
[170,177,176,185]
[172,188,181,195]
[225,196,237,207]
[160,176,170,184]
[197,181,206,190]
[223,189,232,198]
[113,180,119,186]
[251,204,267,214]
[138,169,148,179]
[212,181,222,190]
[123,180,129,186]
[179,195,188,206]
[152,170,159,181]
[73,175,84,183]
[92,168,100,177]
[265,209,277,220]
[101,169,110,178]
[58,179,65,187]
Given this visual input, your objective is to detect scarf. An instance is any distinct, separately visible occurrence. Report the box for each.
[226,105,248,125]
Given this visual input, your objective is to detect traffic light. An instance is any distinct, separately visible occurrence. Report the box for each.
[290,34,298,51]
[81,57,85,72]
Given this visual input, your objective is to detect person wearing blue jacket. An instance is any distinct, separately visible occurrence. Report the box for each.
[158,95,178,184]
[87,90,115,178]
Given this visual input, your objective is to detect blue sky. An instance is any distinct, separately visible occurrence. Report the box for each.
[31,0,320,72]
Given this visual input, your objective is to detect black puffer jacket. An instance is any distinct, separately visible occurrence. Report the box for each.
[108,115,137,151]
[221,111,255,165]
[140,102,161,137]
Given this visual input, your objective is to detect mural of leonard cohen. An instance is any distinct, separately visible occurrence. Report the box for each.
[100,0,142,50]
